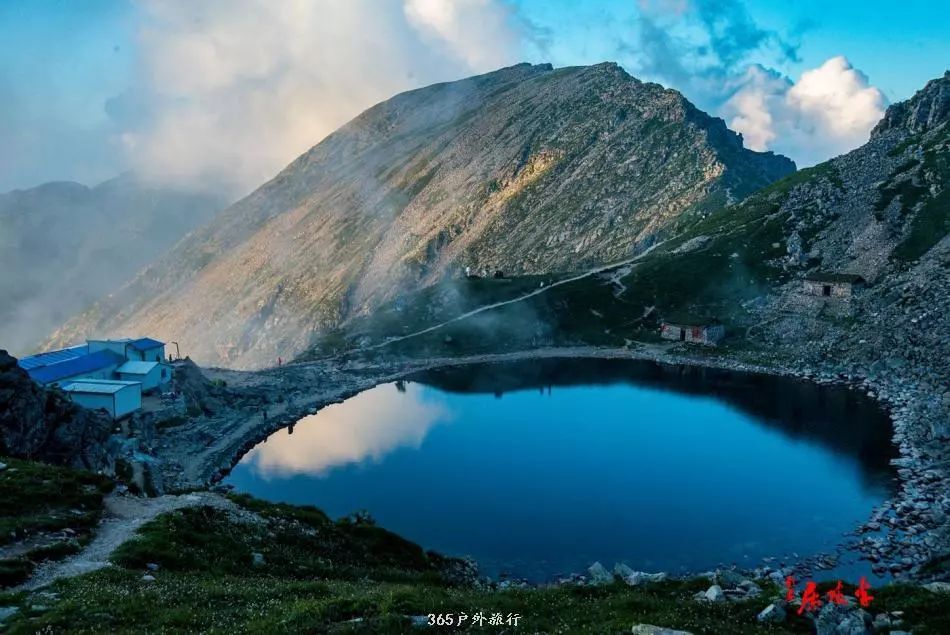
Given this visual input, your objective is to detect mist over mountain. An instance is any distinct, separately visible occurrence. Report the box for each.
[317,71,950,437]
[46,62,794,368]
[0,174,226,354]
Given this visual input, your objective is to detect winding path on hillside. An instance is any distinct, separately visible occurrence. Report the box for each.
[19,491,235,591]
[369,244,666,350]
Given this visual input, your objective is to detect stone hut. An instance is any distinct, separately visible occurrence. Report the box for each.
[803,273,865,300]
[659,315,725,346]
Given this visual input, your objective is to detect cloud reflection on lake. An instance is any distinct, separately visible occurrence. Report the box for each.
[243,382,452,478]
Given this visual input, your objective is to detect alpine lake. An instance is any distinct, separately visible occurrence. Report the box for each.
[226,358,897,583]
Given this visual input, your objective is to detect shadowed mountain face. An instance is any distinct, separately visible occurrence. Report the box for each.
[47,62,794,369]
[0,174,226,355]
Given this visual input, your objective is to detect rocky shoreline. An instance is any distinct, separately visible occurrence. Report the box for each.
[140,343,948,590]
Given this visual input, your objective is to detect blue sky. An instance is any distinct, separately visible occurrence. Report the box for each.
[0,1,947,193]
[514,0,949,104]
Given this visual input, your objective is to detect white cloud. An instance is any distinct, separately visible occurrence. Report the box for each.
[722,56,886,165]
[404,0,520,70]
[246,382,452,478]
[123,0,521,195]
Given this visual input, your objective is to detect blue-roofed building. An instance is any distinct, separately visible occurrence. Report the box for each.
[17,344,89,371]
[127,338,166,362]
[88,337,166,363]
[18,337,172,410]
[26,349,125,386]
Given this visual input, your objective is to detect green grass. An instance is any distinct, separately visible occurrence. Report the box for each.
[111,501,446,585]
[0,559,33,588]
[887,134,920,157]
[1,570,805,634]
[892,185,950,261]
[891,128,950,262]
[875,176,928,214]
[0,457,113,545]
[0,458,111,588]
[4,494,949,633]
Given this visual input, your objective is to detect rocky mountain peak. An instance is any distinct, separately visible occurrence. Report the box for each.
[47,62,794,368]
[871,70,950,137]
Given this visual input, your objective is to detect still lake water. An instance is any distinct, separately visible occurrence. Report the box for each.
[226,358,896,581]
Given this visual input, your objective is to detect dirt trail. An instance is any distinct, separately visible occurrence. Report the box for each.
[370,245,663,350]
[19,491,234,591]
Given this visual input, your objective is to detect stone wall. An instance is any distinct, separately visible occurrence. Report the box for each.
[803,280,854,299]
[660,324,723,345]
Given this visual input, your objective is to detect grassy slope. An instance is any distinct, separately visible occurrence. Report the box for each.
[0,457,113,587]
[1,493,947,633]
[887,126,950,261]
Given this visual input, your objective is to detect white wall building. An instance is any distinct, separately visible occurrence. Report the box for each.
[21,336,172,417]
[115,361,171,392]
[61,380,142,419]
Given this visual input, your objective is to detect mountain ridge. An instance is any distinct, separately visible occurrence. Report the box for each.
[0,173,226,355]
[47,62,794,368]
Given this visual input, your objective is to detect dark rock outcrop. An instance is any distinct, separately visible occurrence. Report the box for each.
[872,71,950,137]
[0,350,112,471]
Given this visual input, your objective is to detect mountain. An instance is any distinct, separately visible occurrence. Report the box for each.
[0,174,226,355]
[316,71,949,439]
[47,62,793,368]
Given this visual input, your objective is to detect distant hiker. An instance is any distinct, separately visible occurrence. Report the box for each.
[278,357,282,366]
[261,407,268,421]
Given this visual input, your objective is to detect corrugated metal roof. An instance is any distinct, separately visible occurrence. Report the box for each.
[62,379,140,394]
[116,361,159,375]
[28,350,125,384]
[128,337,164,351]
[17,345,89,371]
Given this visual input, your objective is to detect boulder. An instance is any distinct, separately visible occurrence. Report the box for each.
[738,580,762,598]
[872,612,903,631]
[588,561,613,585]
[924,581,950,593]
[756,602,786,623]
[703,585,725,602]
[622,570,668,586]
[813,601,873,635]
[715,569,748,588]
[251,552,265,567]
